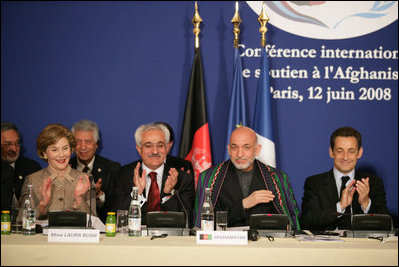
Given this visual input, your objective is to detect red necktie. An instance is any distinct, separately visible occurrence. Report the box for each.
[147,172,161,212]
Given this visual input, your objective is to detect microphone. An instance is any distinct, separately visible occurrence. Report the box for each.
[336,212,356,216]
[87,174,94,229]
[174,190,189,230]
[336,203,353,216]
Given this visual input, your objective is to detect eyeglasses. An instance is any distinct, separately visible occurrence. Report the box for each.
[142,142,167,150]
[1,141,22,149]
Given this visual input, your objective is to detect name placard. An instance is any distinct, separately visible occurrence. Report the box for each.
[48,229,100,243]
[196,231,248,245]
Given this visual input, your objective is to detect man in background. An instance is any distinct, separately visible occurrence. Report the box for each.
[1,122,41,211]
[157,122,193,174]
[70,119,120,223]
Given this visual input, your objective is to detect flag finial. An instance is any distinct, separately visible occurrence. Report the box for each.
[192,1,203,49]
[258,1,269,47]
[231,1,242,48]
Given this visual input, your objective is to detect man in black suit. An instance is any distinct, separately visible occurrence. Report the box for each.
[157,122,194,174]
[70,119,121,223]
[1,122,41,211]
[301,126,389,230]
[112,122,195,227]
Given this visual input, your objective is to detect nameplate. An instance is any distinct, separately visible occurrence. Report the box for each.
[48,229,100,243]
[196,231,248,245]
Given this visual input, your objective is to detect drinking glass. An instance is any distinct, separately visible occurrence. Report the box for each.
[216,211,227,231]
[11,207,22,234]
[117,210,128,235]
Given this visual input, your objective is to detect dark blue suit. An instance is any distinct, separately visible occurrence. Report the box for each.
[301,169,389,230]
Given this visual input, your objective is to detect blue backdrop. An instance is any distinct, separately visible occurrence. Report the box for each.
[2,1,398,226]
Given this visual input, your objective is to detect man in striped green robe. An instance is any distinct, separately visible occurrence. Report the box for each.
[193,127,301,230]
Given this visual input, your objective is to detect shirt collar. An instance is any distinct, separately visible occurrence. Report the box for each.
[77,156,95,171]
[46,165,74,182]
[333,167,355,183]
[141,163,164,180]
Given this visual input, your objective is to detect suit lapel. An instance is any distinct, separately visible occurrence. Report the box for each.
[69,157,78,169]
[160,165,169,198]
[326,170,340,203]
[91,157,101,183]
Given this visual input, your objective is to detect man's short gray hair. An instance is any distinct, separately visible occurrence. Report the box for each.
[134,122,170,146]
[71,119,100,143]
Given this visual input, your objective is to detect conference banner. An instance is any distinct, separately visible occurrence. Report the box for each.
[1,1,397,226]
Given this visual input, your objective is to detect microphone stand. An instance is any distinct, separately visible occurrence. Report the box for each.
[174,190,190,235]
[87,174,94,229]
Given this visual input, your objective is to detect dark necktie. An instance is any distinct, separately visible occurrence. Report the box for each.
[341,176,351,214]
[147,172,161,212]
[338,176,351,229]
[340,176,350,199]
[82,165,90,173]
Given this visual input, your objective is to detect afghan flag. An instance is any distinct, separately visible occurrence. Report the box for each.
[179,48,212,187]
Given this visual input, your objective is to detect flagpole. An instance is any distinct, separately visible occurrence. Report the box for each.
[231,1,242,48]
[224,1,248,160]
[192,1,202,49]
[179,1,212,186]
[258,1,269,48]
[253,1,276,168]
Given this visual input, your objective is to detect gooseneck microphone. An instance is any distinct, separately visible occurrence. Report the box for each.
[174,190,189,230]
[87,174,94,229]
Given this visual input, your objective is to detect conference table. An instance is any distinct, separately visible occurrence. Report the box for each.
[1,233,398,266]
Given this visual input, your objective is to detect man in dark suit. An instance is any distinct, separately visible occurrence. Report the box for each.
[301,126,389,230]
[112,122,195,227]
[1,122,41,210]
[70,119,121,223]
[157,122,194,174]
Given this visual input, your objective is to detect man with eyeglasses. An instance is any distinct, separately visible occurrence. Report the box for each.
[70,119,121,223]
[112,122,195,227]
[193,126,300,230]
[1,122,41,211]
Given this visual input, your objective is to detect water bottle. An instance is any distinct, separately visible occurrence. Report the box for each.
[22,185,36,235]
[128,187,141,236]
[201,188,214,231]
